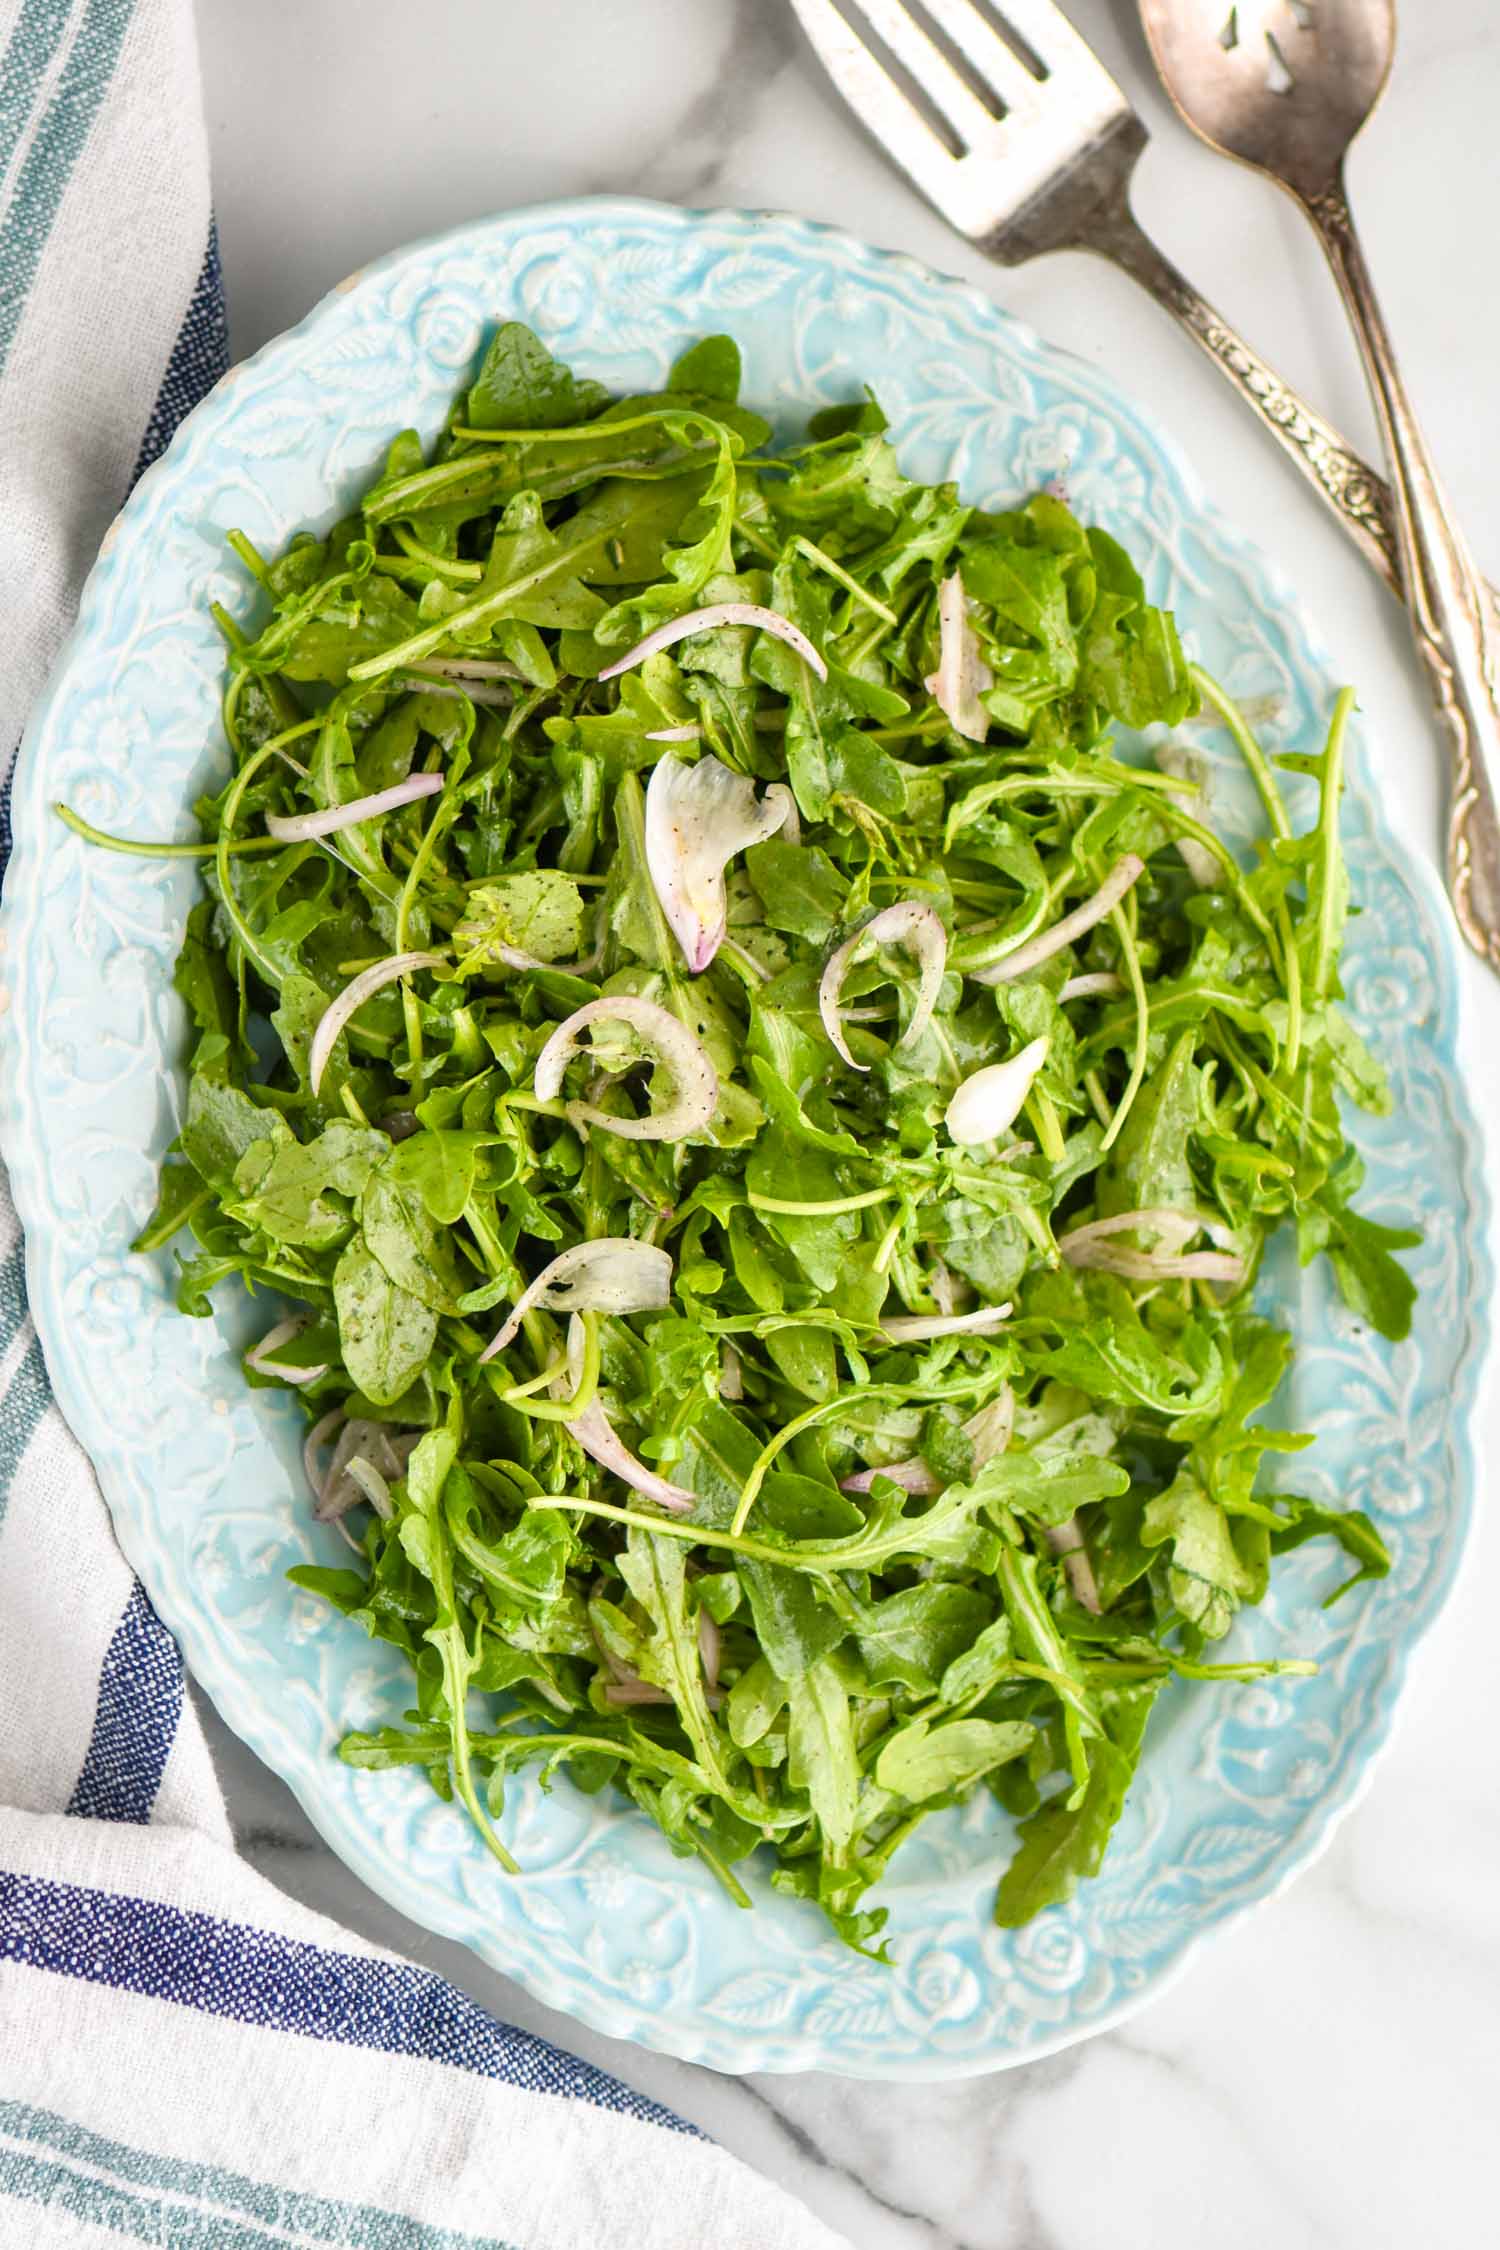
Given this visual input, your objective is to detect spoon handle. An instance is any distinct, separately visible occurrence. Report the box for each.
[1303,174,1500,968]
[1093,205,1406,596]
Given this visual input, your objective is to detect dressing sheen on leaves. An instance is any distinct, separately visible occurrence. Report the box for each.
[96,320,1412,1951]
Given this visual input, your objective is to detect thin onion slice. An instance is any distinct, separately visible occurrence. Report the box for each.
[309,951,447,1094]
[557,1317,698,1515]
[924,571,992,742]
[646,751,792,973]
[1046,1520,1103,1614]
[245,1317,329,1389]
[1060,972,1124,1002]
[1059,1207,1245,1284]
[314,1419,417,1522]
[819,902,948,1071]
[597,602,827,685]
[303,1407,345,1508]
[945,1037,1049,1146]
[842,1384,1015,1496]
[534,995,717,1143]
[879,1303,1012,1344]
[972,856,1145,986]
[643,725,703,743]
[266,773,443,844]
[345,1456,394,1520]
[480,1239,673,1363]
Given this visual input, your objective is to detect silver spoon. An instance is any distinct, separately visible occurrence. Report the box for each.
[1138,0,1500,972]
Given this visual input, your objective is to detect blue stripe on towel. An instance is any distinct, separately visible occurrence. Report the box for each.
[0,0,76,192]
[132,218,230,483]
[0,1336,51,1535]
[0,2099,520,2250]
[0,0,138,377]
[0,1869,698,2132]
[67,1583,183,1822]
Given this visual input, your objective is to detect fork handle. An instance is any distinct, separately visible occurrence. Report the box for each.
[1087,202,1415,596]
[1299,173,1500,968]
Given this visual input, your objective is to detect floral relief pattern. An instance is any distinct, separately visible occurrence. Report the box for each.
[0,201,1487,2079]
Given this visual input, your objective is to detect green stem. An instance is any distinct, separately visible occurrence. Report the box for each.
[56,805,286,859]
[1100,903,1148,1154]
[1190,664,1292,841]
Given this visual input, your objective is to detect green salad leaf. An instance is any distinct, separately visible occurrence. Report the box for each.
[79,322,1413,1952]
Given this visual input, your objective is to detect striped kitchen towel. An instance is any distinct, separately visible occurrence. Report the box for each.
[0,6,849,2244]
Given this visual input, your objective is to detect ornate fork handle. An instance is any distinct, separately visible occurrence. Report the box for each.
[1300,174,1500,966]
[1079,198,1500,636]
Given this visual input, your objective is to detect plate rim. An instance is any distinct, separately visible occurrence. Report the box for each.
[1,191,1489,2078]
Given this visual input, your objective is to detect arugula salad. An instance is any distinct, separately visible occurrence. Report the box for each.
[73,321,1417,1950]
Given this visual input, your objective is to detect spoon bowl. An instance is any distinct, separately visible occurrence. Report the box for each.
[1138,0,1393,203]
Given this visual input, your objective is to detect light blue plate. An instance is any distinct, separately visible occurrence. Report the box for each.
[0,199,1486,2078]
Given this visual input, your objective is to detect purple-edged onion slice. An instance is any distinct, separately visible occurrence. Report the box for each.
[309,951,447,1094]
[597,602,827,684]
[534,995,717,1142]
[819,901,948,1071]
[645,751,793,973]
[266,773,443,844]
[556,1317,698,1516]
[973,855,1145,987]
[479,1239,672,1363]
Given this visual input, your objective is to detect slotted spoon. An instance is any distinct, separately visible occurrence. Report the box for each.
[1139,0,1500,964]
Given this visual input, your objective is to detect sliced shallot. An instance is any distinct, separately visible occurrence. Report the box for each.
[645,751,793,973]
[556,1317,697,1515]
[534,995,718,1142]
[945,1037,1049,1146]
[972,855,1145,987]
[266,773,443,844]
[1060,972,1124,1002]
[480,1239,673,1363]
[924,570,992,742]
[1059,1207,1245,1285]
[309,951,447,1094]
[1046,1519,1103,1614]
[879,1303,1012,1344]
[842,1384,1015,1496]
[643,725,702,743]
[245,1317,329,1388]
[597,602,827,684]
[819,902,948,1071]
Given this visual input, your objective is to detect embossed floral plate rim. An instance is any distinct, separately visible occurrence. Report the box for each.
[0,197,1487,2078]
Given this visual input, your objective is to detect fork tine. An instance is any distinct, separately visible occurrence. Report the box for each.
[973,0,1107,83]
[916,0,1048,111]
[841,0,1001,151]
[789,0,967,203]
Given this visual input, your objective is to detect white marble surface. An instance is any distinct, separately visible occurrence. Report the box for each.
[194,3,1500,2243]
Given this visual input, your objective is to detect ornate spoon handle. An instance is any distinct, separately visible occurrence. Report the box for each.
[1087,202,1398,594]
[1300,174,1500,966]
[1073,199,1500,644]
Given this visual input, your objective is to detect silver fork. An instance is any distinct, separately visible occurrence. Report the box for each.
[788,0,1491,618]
